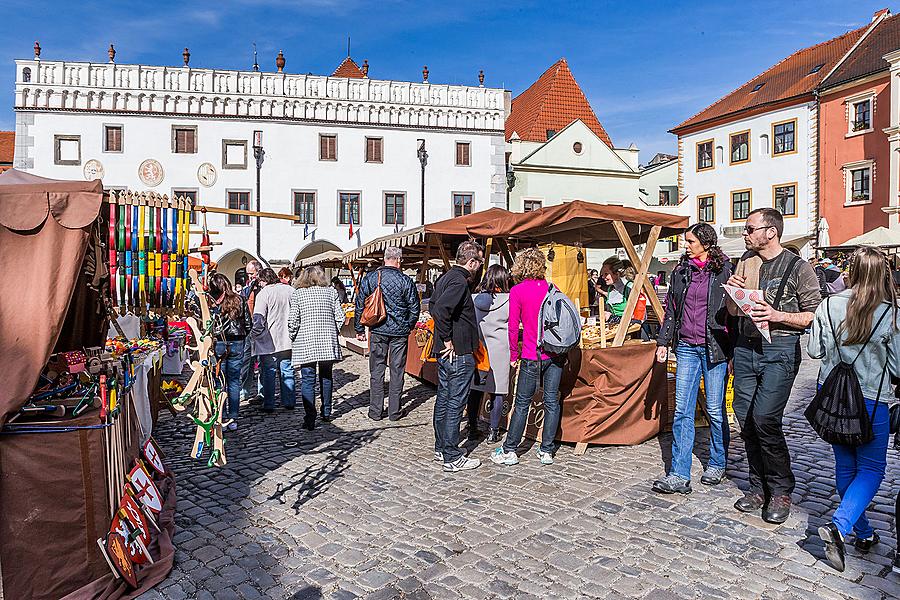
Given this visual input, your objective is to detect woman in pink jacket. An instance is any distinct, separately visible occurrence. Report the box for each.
[491,248,566,466]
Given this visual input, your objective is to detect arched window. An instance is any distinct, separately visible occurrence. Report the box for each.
[22,67,31,83]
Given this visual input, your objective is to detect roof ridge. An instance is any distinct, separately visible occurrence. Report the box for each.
[672,21,871,133]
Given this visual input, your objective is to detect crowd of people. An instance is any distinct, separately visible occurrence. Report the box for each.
[196,205,900,575]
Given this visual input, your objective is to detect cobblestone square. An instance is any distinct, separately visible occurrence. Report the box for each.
[145,351,900,599]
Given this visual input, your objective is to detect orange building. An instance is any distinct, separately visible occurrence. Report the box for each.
[819,11,899,245]
[0,132,13,172]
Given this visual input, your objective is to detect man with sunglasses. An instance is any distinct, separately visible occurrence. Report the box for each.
[727,208,821,524]
[430,240,485,472]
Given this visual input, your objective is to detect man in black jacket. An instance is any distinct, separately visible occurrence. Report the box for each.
[430,240,484,472]
[355,246,420,421]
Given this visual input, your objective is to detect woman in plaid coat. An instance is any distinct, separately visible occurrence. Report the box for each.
[288,265,346,429]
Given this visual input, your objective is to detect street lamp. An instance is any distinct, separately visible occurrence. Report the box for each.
[417,139,428,225]
[252,130,264,261]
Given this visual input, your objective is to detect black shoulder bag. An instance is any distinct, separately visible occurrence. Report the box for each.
[804,301,889,447]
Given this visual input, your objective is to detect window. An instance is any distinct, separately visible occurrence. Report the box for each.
[172,126,197,154]
[572,142,583,154]
[546,129,556,140]
[773,184,797,216]
[292,191,316,224]
[365,137,383,163]
[759,134,769,155]
[809,63,824,74]
[339,192,360,225]
[696,139,713,171]
[54,135,81,165]
[771,120,796,156]
[455,142,471,166]
[731,190,751,221]
[174,189,198,225]
[104,125,123,152]
[852,99,872,132]
[222,139,247,169]
[384,192,405,225]
[659,190,671,206]
[227,191,250,225]
[453,193,473,217]
[698,195,715,223]
[523,199,542,212]
[22,67,31,82]
[850,167,872,203]
[319,134,337,161]
[751,82,765,92]
[730,131,750,164]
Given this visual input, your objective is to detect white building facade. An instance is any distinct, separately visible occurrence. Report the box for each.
[13,57,509,277]
[676,103,817,257]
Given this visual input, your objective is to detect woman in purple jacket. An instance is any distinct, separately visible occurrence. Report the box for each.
[652,223,734,495]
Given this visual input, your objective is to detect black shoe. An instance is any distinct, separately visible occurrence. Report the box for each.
[651,474,692,495]
[260,407,275,414]
[321,414,333,423]
[487,428,502,443]
[763,495,791,524]
[854,531,880,553]
[734,492,765,513]
[818,523,846,572]
[303,421,316,431]
[368,413,383,422]
[468,422,482,439]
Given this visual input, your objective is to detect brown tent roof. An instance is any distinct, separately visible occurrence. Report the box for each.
[332,57,366,78]
[671,23,870,134]
[822,12,900,90]
[505,59,613,146]
[0,169,104,427]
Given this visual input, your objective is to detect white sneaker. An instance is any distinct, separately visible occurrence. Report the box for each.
[443,456,481,472]
[433,451,443,463]
[535,448,554,465]
[490,447,519,466]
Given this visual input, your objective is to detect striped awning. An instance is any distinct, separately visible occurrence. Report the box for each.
[343,226,426,263]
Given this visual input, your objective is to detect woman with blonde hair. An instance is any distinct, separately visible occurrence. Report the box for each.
[288,265,346,429]
[491,248,566,467]
[808,246,900,571]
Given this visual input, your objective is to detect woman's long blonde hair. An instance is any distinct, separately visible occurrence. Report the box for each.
[843,246,898,345]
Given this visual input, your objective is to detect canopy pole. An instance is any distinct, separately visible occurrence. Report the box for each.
[437,236,452,271]
[496,238,514,266]
[480,237,494,281]
[612,221,665,322]
[612,224,661,346]
[418,239,431,283]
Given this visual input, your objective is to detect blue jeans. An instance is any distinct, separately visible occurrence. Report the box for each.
[831,398,889,538]
[240,340,261,400]
[261,351,295,410]
[504,355,566,454]
[299,361,334,426]
[434,354,476,462]
[670,342,729,480]
[215,339,245,420]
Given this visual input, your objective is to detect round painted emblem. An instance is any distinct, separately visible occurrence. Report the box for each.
[138,159,164,187]
[83,159,104,181]
[198,162,217,187]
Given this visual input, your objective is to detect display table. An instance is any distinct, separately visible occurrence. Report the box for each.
[404,335,670,447]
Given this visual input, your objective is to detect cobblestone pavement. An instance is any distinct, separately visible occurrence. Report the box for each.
[143,349,900,600]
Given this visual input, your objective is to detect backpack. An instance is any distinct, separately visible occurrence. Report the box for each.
[359,270,387,328]
[538,284,581,354]
[804,300,890,447]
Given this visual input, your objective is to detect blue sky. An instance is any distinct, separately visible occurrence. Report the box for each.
[1,0,892,161]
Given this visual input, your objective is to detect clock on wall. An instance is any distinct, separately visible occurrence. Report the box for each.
[198,162,217,187]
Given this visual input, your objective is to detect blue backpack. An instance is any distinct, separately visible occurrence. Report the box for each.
[538,284,581,355]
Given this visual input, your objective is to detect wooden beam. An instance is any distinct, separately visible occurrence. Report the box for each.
[496,238,514,267]
[437,237,452,271]
[196,205,301,222]
[480,237,494,281]
[612,221,665,322]
[611,224,661,346]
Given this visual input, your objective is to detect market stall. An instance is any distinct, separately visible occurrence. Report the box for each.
[349,201,688,451]
[0,171,177,600]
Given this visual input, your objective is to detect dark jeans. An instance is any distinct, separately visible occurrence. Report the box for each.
[467,391,505,430]
[369,333,409,420]
[215,339,245,420]
[504,355,566,454]
[732,335,801,497]
[240,340,260,400]
[299,361,334,426]
[260,350,295,410]
[434,354,476,462]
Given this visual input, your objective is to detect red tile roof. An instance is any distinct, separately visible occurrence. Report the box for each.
[822,12,900,89]
[331,57,366,79]
[0,132,14,170]
[505,58,613,147]
[671,23,870,134]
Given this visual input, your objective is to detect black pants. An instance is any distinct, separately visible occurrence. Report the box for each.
[368,333,409,420]
[731,335,801,498]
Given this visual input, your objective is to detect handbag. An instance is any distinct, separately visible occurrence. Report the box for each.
[419,319,437,363]
[359,270,387,328]
[804,301,889,447]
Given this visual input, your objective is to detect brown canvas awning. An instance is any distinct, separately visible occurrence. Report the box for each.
[0,169,104,426]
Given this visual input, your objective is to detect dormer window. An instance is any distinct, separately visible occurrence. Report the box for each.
[546,129,556,140]
[809,63,825,75]
[751,82,765,93]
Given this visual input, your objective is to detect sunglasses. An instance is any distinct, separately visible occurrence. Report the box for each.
[743,224,773,235]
